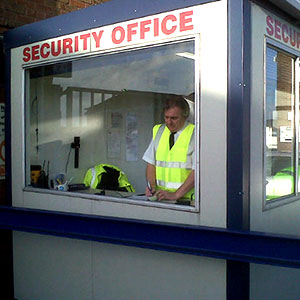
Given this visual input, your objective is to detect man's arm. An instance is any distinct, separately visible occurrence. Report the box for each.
[156,170,194,201]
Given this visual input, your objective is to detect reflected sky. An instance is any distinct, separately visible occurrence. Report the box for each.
[51,40,195,96]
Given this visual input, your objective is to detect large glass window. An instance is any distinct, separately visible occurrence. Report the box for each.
[25,39,196,207]
[265,45,298,201]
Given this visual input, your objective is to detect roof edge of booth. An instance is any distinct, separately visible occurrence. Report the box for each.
[252,0,300,24]
[267,0,300,20]
[3,0,218,50]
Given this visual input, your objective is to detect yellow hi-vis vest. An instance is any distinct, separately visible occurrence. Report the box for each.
[153,123,194,199]
[83,163,135,192]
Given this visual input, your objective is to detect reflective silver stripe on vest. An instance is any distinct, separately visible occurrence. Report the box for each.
[91,167,96,187]
[154,124,165,151]
[187,129,194,155]
[157,179,181,189]
[156,160,193,169]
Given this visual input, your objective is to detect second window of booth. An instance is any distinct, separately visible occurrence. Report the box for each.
[265,44,300,202]
[24,39,196,207]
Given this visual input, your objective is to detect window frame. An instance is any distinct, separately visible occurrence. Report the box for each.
[22,34,201,213]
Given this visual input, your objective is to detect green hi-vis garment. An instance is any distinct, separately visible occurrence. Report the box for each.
[153,123,194,199]
[83,163,135,192]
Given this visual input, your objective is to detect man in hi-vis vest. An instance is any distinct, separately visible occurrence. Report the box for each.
[142,95,194,202]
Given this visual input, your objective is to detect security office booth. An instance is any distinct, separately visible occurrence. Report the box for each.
[3,0,300,299]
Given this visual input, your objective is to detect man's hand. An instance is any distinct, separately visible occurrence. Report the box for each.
[145,186,156,197]
[156,190,178,201]
[156,171,195,201]
[145,163,156,197]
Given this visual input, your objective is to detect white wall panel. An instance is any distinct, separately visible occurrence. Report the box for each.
[13,231,226,300]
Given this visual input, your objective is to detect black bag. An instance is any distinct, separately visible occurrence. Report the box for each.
[96,166,128,192]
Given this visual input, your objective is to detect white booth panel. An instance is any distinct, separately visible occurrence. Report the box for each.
[13,232,93,300]
[250,3,300,299]
[11,3,228,298]
[13,231,226,300]
[250,263,300,300]
[10,1,228,228]
[250,3,300,236]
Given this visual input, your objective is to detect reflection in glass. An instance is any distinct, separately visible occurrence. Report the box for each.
[25,40,195,205]
[265,46,295,200]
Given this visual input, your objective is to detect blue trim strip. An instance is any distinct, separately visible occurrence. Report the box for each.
[227,0,251,231]
[3,0,218,50]
[227,260,249,300]
[227,0,251,299]
[1,206,300,269]
[242,0,251,230]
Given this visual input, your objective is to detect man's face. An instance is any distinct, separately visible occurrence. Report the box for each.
[164,106,186,133]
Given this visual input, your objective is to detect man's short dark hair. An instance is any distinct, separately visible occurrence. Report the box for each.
[163,95,190,118]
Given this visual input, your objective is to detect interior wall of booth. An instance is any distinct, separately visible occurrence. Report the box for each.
[27,74,163,193]
[250,3,300,299]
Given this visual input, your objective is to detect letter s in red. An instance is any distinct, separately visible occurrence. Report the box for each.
[266,15,274,36]
[23,47,31,62]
